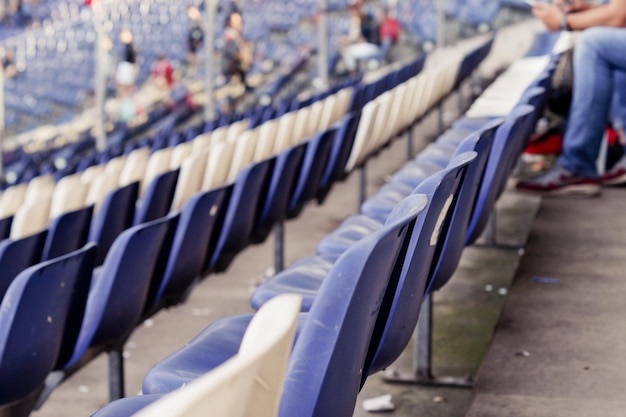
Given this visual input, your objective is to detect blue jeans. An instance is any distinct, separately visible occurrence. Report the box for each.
[610,71,626,131]
[559,27,626,177]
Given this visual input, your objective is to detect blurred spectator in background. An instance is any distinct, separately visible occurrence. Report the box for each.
[378,7,400,61]
[151,52,175,104]
[115,29,137,97]
[2,49,16,78]
[222,11,252,91]
[341,4,381,75]
[186,6,203,71]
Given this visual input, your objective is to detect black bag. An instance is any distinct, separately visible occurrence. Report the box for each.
[547,49,574,117]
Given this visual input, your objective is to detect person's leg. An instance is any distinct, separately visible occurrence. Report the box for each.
[558,27,626,177]
[610,71,626,135]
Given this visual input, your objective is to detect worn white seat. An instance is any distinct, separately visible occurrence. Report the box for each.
[344,100,380,172]
[254,119,279,162]
[11,197,52,239]
[132,294,301,417]
[86,170,120,215]
[291,107,312,146]
[0,183,27,218]
[24,175,54,205]
[171,151,209,211]
[227,130,258,183]
[81,164,106,188]
[170,142,194,170]
[50,174,88,219]
[120,148,150,187]
[203,141,236,191]
[143,148,174,195]
[273,112,297,154]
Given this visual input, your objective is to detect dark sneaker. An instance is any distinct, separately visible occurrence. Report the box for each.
[516,165,601,197]
[600,155,626,186]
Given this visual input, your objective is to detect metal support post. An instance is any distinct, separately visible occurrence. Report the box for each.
[273,222,285,274]
[203,0,216,122]
[358,164,367,208]
[406,126,414,161]
[94,21,107,151]
[437,101,444,135]
[317,0,329,89]
[383,294,473,388]
[436,0,446,49]
[108,348,125,401]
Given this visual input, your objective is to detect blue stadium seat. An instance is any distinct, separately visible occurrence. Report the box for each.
[316,112,361,203]
[466,105,535,244]
[251,144,307,244]
[0,216,13,241]
[0,230,47,302]
[146,185,232,314]
[141,192,424,417]
[134,169,180,226]
[61,215,178,400]
[0,244,96,414]
[208,159,274,273]
[88,182,139,265]
[41,205,93,262]
[286,128,337,219]
[250,152,476,311]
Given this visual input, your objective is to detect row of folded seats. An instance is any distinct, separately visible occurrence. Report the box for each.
[89,40,558,417]
[0,34,500,417]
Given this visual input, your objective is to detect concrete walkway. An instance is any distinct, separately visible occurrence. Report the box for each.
[464,187,626,417]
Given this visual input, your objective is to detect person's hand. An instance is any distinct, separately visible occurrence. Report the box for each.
[552,0,586,12]
[533,3,564,31]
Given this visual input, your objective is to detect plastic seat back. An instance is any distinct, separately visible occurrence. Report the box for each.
[208,158,274,272]
[252,144,307,243]
[132,294,301,417]
[367,152,478,375]
[50,174,88,219]
[0,230,47,302]
[0,244,96,406]
[254,119,280,162]
[149,185,231,311]
[24,175,54,205]
[344,100,379,172]
[143,147,174,195]
[171,151,209,212]
[426,121,503,293]
[227,130,258,183]
[0,183,26,218]
[279,201,421,417]
[317,112,361,204]
[88,182,139,264]
[86,170,121,215]
[273,112,297,154]
[134,169,180,226]
[287,128,336,219]
[0,216,12,241]
[81,164,106,189]
[66,215,177,368]
[466,105,535,244]
[291,107,312,145]
[203,140,236,191]
[119,147,150,187]
[42,205,94,262]
[169,142,193,170]
[10,197,52,240]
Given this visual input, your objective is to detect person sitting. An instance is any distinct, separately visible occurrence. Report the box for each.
[378,7,401,61]
[341,5,382,75]
[516,0,626,196]
[222,11,253,91]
